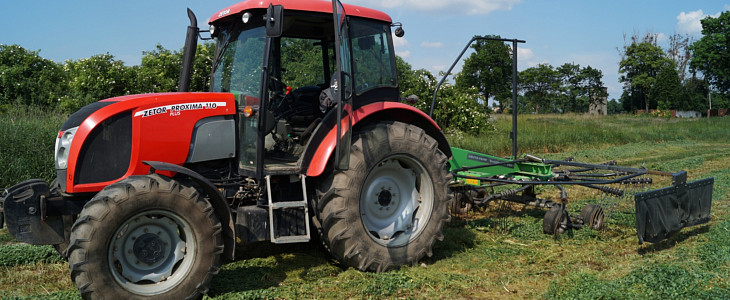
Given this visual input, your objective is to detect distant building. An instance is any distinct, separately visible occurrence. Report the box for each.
[589,87,608,115]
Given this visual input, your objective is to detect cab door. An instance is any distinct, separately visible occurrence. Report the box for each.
[332,0,353,170]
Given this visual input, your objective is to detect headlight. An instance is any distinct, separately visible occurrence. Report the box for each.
[55,126,78,169]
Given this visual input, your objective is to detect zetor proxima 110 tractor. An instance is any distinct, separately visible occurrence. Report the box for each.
[0,0,715,299]
[2,1,454,298]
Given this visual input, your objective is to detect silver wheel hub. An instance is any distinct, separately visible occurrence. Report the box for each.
[360,156,434,247]
[109,210,194,295]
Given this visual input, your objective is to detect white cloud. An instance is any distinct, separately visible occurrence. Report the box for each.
[656,32,668,44]
[677,9,721,35]
[392,35,409,48]
[517,47,534,60]
[432,65,446,72]
[420,41,444,48]
[344,0,521,15]
[397,50,411,58]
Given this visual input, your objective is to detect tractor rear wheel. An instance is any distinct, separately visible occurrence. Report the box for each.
[316,121,452,272]
[67,174,223,299]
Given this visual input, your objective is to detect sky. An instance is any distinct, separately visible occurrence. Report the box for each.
[1,0,728,101]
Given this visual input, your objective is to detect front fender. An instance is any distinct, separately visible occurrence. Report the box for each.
[143,161,235,261]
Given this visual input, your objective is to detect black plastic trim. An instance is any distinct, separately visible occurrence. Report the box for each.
[60,101,117,131]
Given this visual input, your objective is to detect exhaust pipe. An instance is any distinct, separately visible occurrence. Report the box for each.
[178,8,199,92]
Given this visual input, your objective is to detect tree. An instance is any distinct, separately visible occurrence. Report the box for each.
[690,11,730,95]
[520,64,560,113]
[649,64,682,110]
[556,63,584,113]
[135,43,215,94]
[667,33,693,83]
[136,44,182,93]
[396,56,490,134]
[607,99,624,114]
[619,41,673,111]
[396,56,436,110]
[0,45,67,107]
[683,75,709,111]
[456,35,512,112]
[582,66,608,111]
[61,53,135,111]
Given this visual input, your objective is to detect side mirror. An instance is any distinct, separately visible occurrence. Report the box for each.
[265,4,284,37]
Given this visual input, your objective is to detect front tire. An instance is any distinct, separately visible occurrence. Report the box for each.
[316,121,452,272]
[67,174,223,299]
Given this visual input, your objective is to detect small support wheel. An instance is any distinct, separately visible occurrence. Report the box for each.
[543,205,569,235]
[450,192,473,216]
[580,204,604,230]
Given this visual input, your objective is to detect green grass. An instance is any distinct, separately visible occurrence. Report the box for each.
[0,105,66,188]
[0,111,729,299]
[451,114,730,158]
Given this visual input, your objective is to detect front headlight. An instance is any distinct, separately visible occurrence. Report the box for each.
[55,126,78,169]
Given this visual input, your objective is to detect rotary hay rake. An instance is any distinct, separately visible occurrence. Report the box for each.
[447,147,714,243]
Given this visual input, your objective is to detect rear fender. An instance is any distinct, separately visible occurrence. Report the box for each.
[143,161,235,261]
[303,102,451,177]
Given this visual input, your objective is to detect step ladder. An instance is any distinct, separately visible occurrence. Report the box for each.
[265,174,311,244]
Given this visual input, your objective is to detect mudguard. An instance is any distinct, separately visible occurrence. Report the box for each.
[635,171,714,244]
[143,161,236,261]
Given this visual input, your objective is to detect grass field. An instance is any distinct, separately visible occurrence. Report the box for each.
[1,111,729,299]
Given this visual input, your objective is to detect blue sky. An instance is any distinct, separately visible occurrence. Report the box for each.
[1,0,728,101]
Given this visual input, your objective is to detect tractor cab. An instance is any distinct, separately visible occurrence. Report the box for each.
[207,0,399,178]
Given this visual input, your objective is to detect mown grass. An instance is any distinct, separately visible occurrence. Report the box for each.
[0,111,729,299]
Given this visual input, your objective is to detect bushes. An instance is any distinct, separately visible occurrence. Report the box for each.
[0,43,214,113]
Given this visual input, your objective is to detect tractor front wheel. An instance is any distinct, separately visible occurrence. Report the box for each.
[67,174,223,299]
[316,121,452,272]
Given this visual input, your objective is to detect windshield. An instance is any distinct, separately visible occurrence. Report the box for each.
[211,24,266,98]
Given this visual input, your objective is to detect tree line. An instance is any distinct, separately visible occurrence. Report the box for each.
[619,11,730,112]
[2,11,729,134]
[0,43,215,112]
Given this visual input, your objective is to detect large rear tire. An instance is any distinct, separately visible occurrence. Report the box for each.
[67,174,223,299]
[316,121,452,272]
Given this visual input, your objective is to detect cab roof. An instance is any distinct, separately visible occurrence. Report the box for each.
[209,0,392,24]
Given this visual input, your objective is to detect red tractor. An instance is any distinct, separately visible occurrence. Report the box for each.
[1,0,453,298]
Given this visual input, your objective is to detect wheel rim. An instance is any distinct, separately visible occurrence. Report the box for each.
[360,155,434,247]
[108,209,195,295]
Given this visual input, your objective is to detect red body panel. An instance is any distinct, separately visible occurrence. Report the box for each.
[209,0,392,24]
[65,93,236,193]
[305,102,441,177]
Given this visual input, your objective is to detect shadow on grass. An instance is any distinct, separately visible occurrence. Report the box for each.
[637,225,711,255]
[422,218,478,263]
[207,240,337,297]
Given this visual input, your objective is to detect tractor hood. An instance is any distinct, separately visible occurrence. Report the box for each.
[58,92,237,194]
